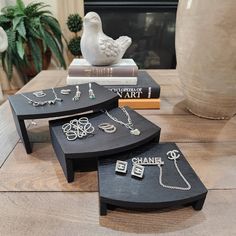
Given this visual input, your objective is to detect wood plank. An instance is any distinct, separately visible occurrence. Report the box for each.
[137,97,189,115]
[0,143,97,191]
[18,99,189,144]
[53,69,188,115]
[0,190,235,236]
[0,69,236,235]
[147,114,236,143]
[33,70,184,99]
[60,70,184,98]
[26,118,51,143]
[177,142,236,189]
[16,70,188,144]
[18,70,66,93]
[1,142,235,191]
[101,190,236,235]
[22,96,190,144]
[3,69,187,149]
[147,69,179,83]
[14,73,186,144]
[21,113,236,144]
[0,71,64,167]
[3,70,182,97]
[0,101,19,166]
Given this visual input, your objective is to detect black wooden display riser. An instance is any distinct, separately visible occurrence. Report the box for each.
[8,83,119,154]
[99,196,207,216]
[50,131,99,182]
[98,143,208,216]
[49,107,161,182]
[9,81,208,217]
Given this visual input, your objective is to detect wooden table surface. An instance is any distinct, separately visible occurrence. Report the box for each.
[0,70,235,236]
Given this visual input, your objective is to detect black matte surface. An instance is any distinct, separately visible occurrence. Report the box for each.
[8,82,119,153]
[8,83,119,119]
[49,107,161,158]
[98,143,207,215]
[49,107,160,182]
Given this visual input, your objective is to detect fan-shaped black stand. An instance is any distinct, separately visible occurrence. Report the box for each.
[49,107,161,182]
[9,82,207,215]
[98,143,207,215]
[8,83,119,154]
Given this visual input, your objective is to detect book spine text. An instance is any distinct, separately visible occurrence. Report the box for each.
[107,87,160,99]
[68,66,138,77]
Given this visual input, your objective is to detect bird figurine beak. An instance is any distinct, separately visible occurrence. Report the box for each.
[83,12,101,25]
[84,14,90,22]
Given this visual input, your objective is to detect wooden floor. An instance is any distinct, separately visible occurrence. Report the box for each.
[0,70,235,236]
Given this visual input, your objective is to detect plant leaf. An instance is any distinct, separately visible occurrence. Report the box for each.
[28,38,42,72]
[13,16,22,30]
[0,15,11,23]
[41,15,63,50]
[0,0,66,80]
[16,19,26,39]
[24,2,50,17]
[16,0,25,13]
[44,30,66,69]
[16,37,24,59]
[1,6,15,18]
[6,30,16,50]
[3,48,13,80]
[27,27,41,39]
[35,10,52,17]
[12,49,29,83]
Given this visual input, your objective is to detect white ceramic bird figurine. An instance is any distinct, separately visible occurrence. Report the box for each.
[0,27,8,52]
[81,12,132,66]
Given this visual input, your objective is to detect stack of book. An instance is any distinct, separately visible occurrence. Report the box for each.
[67,58,138,85]
[105,71,160,109]
[67,59,160,109]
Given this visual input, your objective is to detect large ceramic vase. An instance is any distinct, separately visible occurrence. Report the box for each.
[176,0,236,119]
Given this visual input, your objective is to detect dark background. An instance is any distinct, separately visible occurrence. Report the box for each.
[84,1,178,69]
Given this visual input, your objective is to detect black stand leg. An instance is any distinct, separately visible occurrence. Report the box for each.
[11,109,32,154]
[50,131,75,183]
[153,134,160,143]
[108,204,116,211]
[58,156,74,183]
[100,201,107,216]
[19,119,32,154]
[192,196,206,210]
[65,159,74,183]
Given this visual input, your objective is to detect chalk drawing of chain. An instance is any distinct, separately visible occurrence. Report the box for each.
[157,149,191,191]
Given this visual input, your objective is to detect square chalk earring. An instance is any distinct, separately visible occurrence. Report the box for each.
[115,160,128,174]
[131,164,144,179]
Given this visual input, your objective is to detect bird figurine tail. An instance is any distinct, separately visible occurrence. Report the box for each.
[115,36,132,52]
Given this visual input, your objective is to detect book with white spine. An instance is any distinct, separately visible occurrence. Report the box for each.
[68,58,138,77]
[66,76,137,85]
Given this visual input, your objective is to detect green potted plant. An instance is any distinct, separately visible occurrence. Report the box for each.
[0,0,66,83]
[66,13,83,57]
